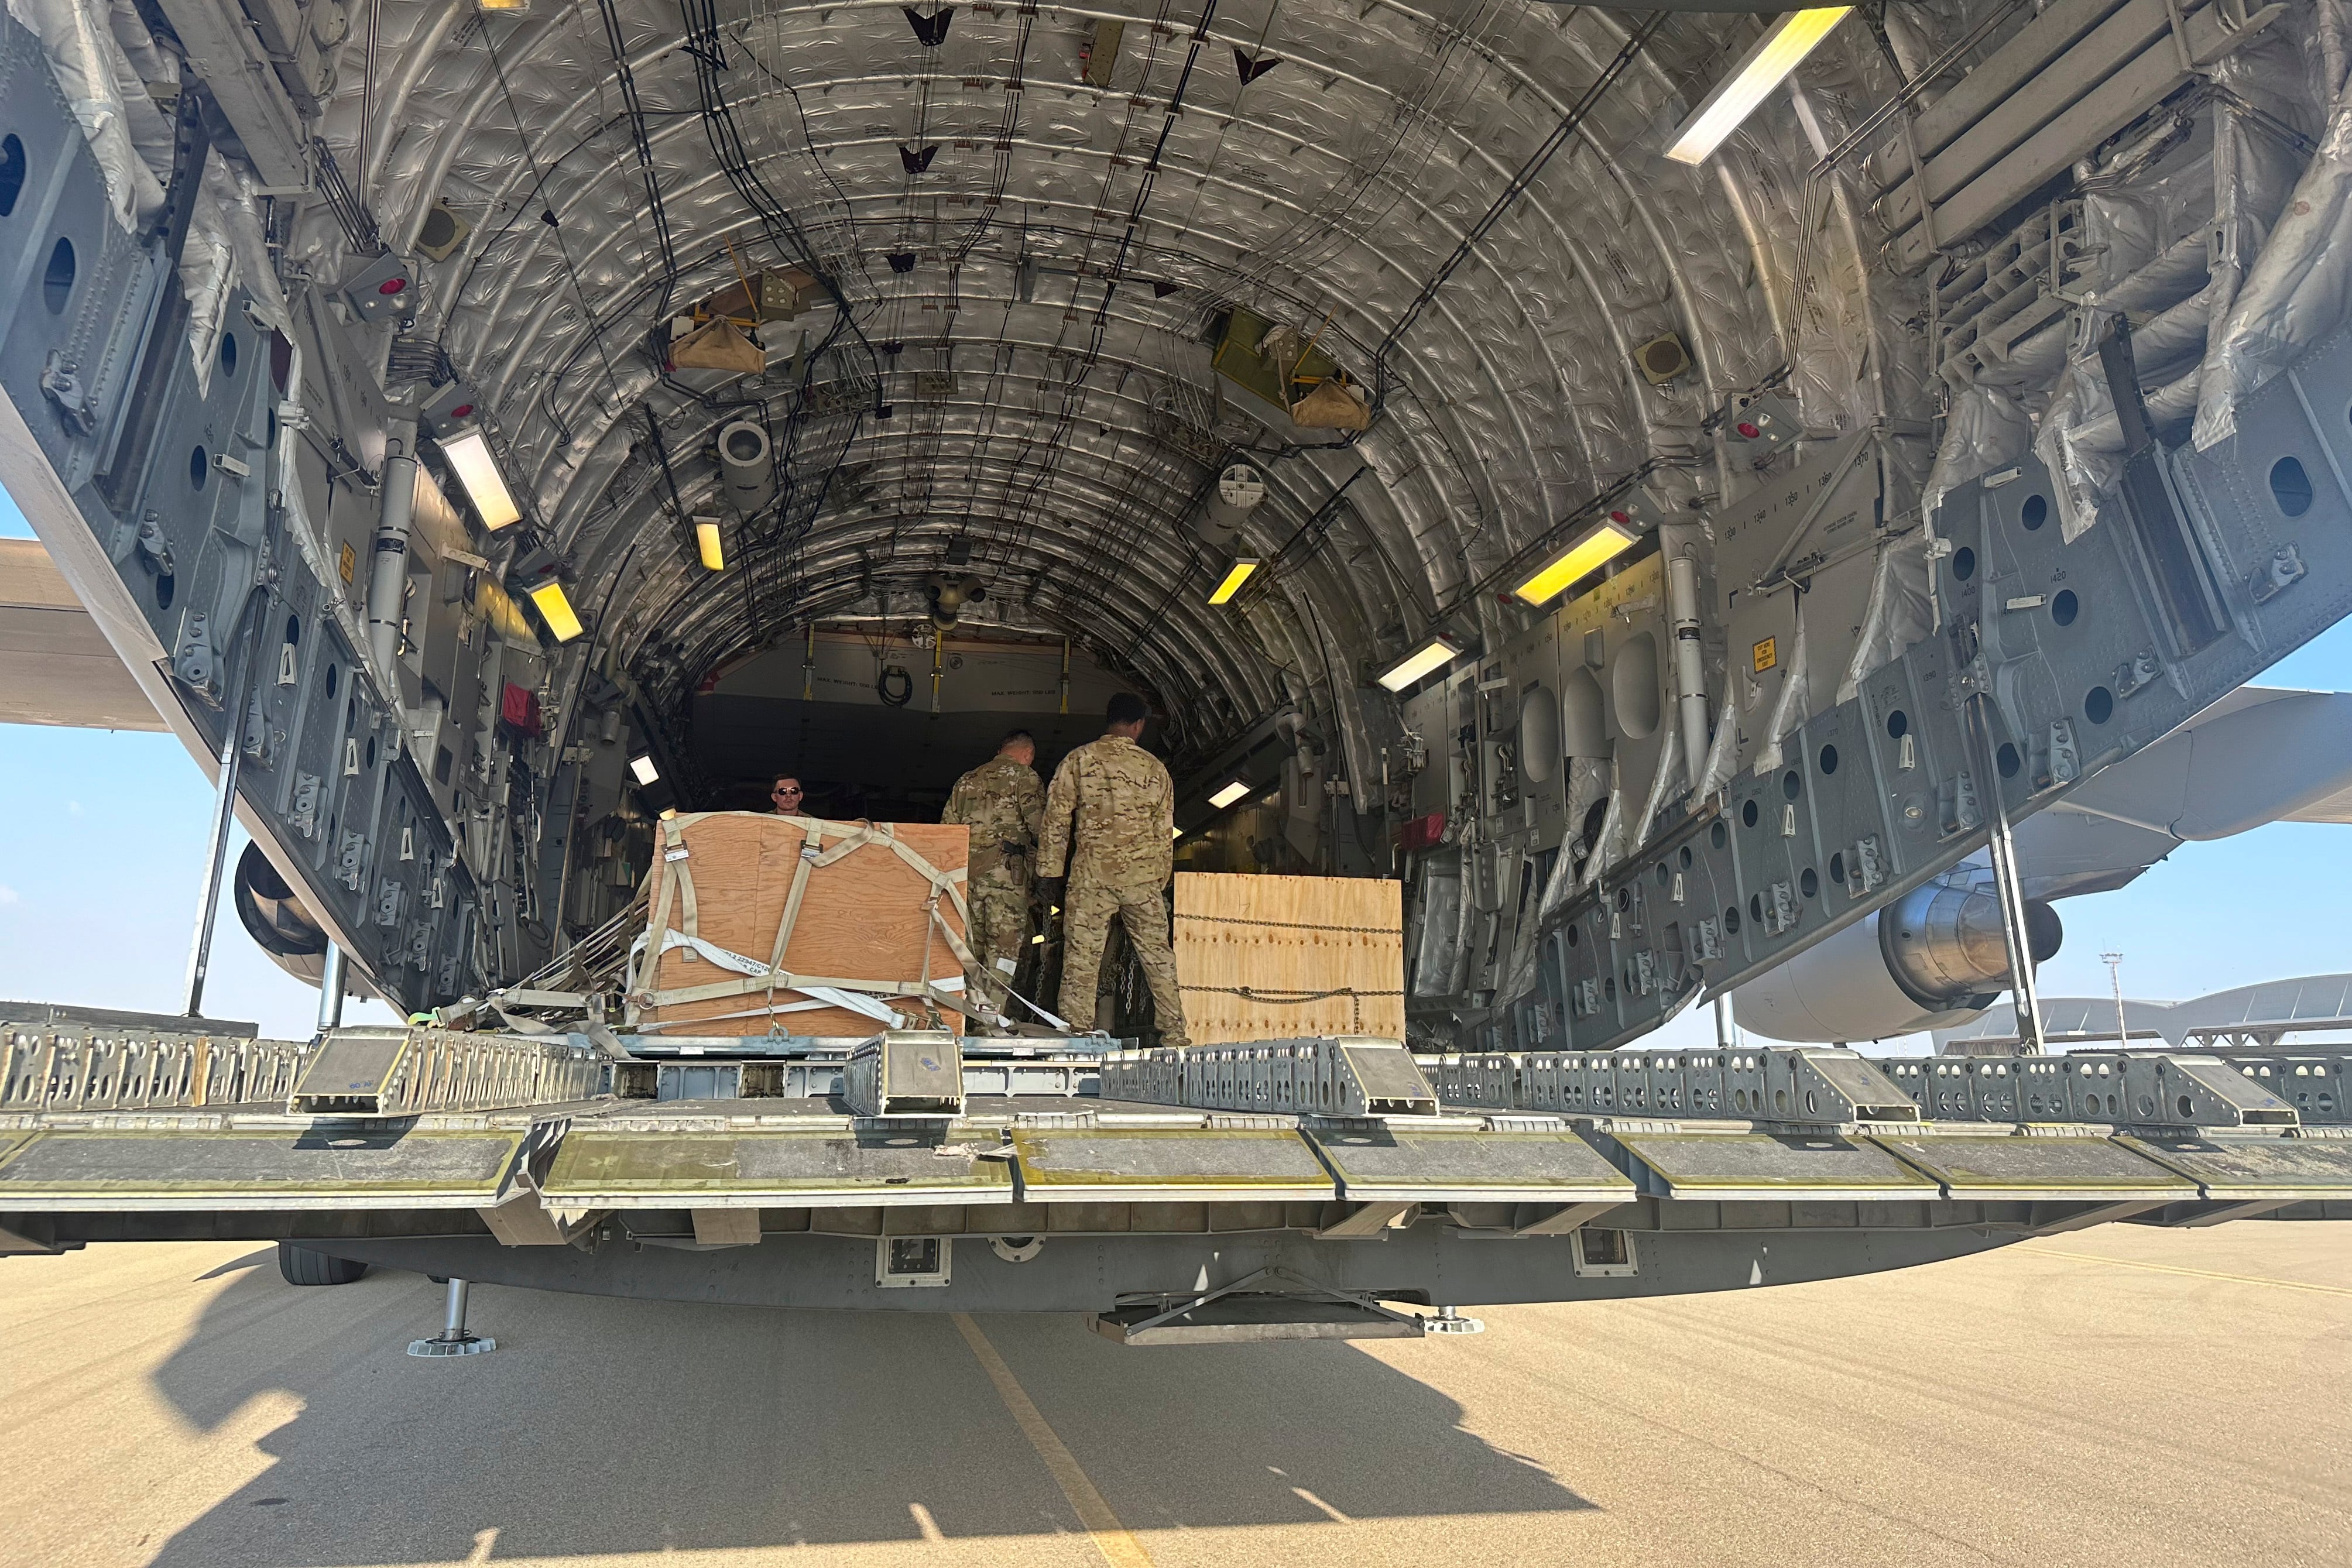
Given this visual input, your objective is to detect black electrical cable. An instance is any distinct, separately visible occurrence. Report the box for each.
[677,0,882,400]
[596,0,682,322]
[1369,12,1664,418]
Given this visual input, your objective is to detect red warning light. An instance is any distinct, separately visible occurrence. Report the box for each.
[1736,420,1761,439]
[449,403,474,419]
[378,277,408,296]
[1609,510,1630,524]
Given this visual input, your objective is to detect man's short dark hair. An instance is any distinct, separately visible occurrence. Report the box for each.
[772,773,801,790]
[1105,692,1148,728]
[999,729,1035,750]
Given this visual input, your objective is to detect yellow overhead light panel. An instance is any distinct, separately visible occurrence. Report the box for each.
[695,517,725,571]
[628,754,661,786]
[1665,9,1852,166]
[1511,514,1640,607]
[527,579,584,643]
[1376,632,1467,694]
[1208,558,1259,605]
[438,428,521,530]
[1208,780,1252,810]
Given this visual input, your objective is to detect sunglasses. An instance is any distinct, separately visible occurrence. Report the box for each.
[772,787,801,797]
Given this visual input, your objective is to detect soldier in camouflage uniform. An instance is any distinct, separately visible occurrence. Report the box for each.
[1037,694,1191,1047]
[941,730,1044,1017]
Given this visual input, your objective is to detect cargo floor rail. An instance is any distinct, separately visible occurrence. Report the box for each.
[2,1024,307,1113]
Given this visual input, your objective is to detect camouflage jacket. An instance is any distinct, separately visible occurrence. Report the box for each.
[942,754,1044,881]
[1038,734,1174,889]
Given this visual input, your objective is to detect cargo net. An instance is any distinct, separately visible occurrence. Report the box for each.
[497,812,978,1038]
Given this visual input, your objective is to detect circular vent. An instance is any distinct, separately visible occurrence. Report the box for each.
[419,205,460,251]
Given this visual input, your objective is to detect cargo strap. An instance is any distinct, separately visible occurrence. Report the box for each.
[624,814,975,1028]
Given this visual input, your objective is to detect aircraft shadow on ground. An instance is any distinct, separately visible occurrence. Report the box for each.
[147,1253,1590,1563]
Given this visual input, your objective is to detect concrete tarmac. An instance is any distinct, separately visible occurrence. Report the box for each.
[0,1222,2346,1568]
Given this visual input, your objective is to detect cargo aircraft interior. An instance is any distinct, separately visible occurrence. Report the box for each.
[3,0,2352,1335]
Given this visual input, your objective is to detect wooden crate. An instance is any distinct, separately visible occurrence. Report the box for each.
[628,814,969,1037]
[1172,873,1404,1045]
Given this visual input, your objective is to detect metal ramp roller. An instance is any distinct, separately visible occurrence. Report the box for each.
[1009,1127,1338,1202]
[1603,1128,1942,1202]
[1871,1131,2199,1202]
[0,1124,529,1209]
[539,1123,1016,1208]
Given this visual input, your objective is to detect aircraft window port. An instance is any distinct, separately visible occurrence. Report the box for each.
[0,134,23,216]
[1952,545,1976,581]
[188,445,208,489]
[42,235,72,313]
[2270,455,2314,517]
[1782,769,1801,800]
[1885,708,1908,739]
[2021,494,2048,530]
[1819,743,1838,776]
[2084,685,2114,724]
[1740,799,1758,829]
[2052,589,2079,626]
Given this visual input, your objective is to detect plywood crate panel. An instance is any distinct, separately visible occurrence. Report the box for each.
[633,814,969,1037]
[1172,873,1404,1044]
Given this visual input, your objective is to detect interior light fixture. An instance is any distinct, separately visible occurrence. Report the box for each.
[527,579,584,643]
[1511,514,1640,607]
[1171,825,1185,840]
[1665,8,1852,166]
[438,428,522,530]
[1207,558,1259,605]
[1376,632,1467,694]
[1208,780,1252,810]
[628,754,661,787]
[694,517,725,571]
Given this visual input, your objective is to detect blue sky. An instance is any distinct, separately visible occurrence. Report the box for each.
[6,488,2351,1044]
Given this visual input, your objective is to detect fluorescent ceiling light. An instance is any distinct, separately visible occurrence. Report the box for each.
[628,754,660,786]
[1171,825,1185,840]
[694,517,725,571]
[1511,514,1640,606]
[1208,780,1252,810]
[1207,558,1259,605]
[438,429,522,530]
[1665,8,1851,166]
[527,579,584,643]
[1376,632,1466,694]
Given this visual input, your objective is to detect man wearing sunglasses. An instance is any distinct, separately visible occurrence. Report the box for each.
[769,774,804,814]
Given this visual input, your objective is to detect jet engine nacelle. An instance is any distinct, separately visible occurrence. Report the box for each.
[231,841,331,986]
[1732,871,2062,1043]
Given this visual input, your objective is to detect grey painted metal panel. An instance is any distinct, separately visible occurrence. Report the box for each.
[2121,1133,2352,1199]
[1010,1127,1338,1202]
[0,1127,524,1209]
[1609,1130,1942,1202]
[1871,1131,2195,1200]
[541,1127,1016,1208]
[1307,1126,1636,1205]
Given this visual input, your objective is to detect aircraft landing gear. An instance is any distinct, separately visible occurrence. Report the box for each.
[276,1242,368,1286]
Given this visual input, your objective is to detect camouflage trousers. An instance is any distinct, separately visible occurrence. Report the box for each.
[963,875,1031,1013]
[1058,880,1191,1048]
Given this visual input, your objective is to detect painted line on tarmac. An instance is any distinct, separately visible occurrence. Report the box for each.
[2031,1247,2352,1298]
[951,1312,1156,1568]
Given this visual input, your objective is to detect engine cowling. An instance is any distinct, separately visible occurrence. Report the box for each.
[1732,870,2062,1043]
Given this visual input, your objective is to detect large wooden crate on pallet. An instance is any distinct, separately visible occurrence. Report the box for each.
[1172,873,1405,1044]
[623,813,971,1038]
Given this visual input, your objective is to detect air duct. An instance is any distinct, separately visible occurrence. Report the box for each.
[716,419,776,516]
[1194,462,1264,549]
